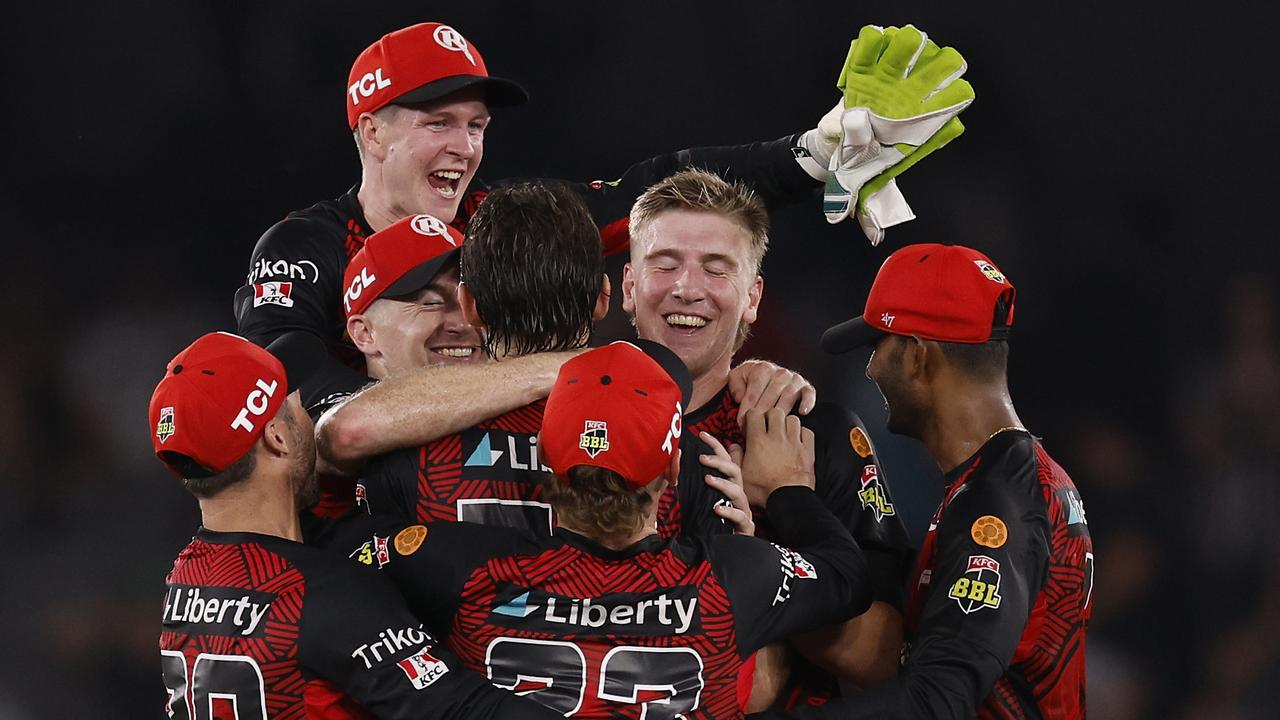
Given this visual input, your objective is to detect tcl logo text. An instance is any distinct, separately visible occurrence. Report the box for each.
[231,378,278,432]
[349,68,391,105]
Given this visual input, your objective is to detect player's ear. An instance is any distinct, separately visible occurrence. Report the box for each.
[592,275,612,321]
[458,281,486,331]
[621,263,637,314]
[347,314,377,355]
[905,335,934,381]
[742,274,764,325]
[356,111,389,163]
[664,448,681,487]
[261,413,291,457]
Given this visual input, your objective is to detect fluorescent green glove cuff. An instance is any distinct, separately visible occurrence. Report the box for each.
[858,117,965,209]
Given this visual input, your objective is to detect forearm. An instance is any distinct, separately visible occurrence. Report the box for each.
[317,351,575,469]
[789,601,903,688]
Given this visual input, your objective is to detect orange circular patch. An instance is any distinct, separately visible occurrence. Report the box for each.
[394,525,428,555]
[971,516,1008,549]
[849,427,873,458]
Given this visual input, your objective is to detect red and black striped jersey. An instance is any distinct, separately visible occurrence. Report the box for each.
[327,486,872,720]
[159,528,559,719]
[662,389,914,709]
[358,401,555,534]
[789,429,1093,719]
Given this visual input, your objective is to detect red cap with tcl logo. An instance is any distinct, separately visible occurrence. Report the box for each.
[343,214,464,318]
[821,243,1017,353]
[541,341,693,489]
[148,332,289,478]
[346,22,528,128]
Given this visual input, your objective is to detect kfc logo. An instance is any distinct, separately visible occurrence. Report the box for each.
[661,402,683,454]
[397,646,450,689]
[252,281,294,308]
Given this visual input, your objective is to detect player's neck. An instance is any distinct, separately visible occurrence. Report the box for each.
[356,185,398,234]
[198,476,305,542]
[924,382,1023,473]
[690,368,730,414]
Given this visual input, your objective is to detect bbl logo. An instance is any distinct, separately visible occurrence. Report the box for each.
[947,555,1003,614]
[973,260,1006,284]
[857,464,896,522]
[156,406,176,443]
[579,420,610,458]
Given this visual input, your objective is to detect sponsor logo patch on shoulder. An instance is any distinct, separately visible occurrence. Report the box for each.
[252,281,294,307]
[156,406,175,443]
[857,464,896,522]
[849,426,873,458]
[350,535,391,568]
[947,555,1003,614]
[579,420,610,457]
[397,646,450,689]
[771,544,817,606]
[395,525,428,556]
[971,515,1008,548]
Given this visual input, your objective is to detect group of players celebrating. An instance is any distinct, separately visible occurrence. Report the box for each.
[150,19,1093,720]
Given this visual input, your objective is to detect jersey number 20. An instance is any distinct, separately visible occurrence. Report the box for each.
[161,650,266,719]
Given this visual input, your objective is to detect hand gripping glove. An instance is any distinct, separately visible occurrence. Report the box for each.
[819,25,974,245]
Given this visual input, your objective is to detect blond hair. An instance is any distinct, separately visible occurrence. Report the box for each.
[629,168,770,275]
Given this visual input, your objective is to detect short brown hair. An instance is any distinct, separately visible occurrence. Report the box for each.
[541,466,653,547]
[629,168,770,275]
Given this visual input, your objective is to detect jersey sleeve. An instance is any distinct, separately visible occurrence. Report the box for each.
[710,486,872,655]
[560,133,821,256]
[233,216,370,413]
[804,403,914,609]
[795,450,1052,719]
[358,448,421,522]
[299,560,560,720]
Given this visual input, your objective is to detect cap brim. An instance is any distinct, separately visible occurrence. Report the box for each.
[381,247,462,300]
[393,74,529,108]
[820,317,887,354]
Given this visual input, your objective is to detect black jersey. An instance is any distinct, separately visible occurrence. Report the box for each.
[234,136,820,416]
[160,528,559,719]
[328,486,871,719]
[785,430,1094,719]
[661,389,912,605]
[660,389,913,709]
[358,401,554,534]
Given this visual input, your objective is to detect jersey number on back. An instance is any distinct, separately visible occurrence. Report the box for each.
[486,638,704,719]
[161,650,266,719]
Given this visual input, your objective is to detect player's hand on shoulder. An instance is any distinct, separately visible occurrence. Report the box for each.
[740,408,817,507]
[698,431,754,535]
[728,359,817,422]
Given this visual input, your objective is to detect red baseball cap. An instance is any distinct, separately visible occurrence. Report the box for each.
[343,213,464,318]
[542,341,693,489]
[346,22,528,128]
[821,243,1017,353]
[149,332,289,479]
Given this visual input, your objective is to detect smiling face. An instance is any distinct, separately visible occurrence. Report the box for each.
[373,89,490,223]
[623,209,763,384]
[353,265,483,379]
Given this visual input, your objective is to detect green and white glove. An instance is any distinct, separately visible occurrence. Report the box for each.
[818,24,975,245]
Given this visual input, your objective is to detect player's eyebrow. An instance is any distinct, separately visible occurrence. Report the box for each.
[644,247,739,269]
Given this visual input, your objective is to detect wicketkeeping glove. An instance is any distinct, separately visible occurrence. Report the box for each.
[820,24,974,245]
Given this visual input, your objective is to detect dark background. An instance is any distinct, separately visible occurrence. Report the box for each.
[3,1,1276,717]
